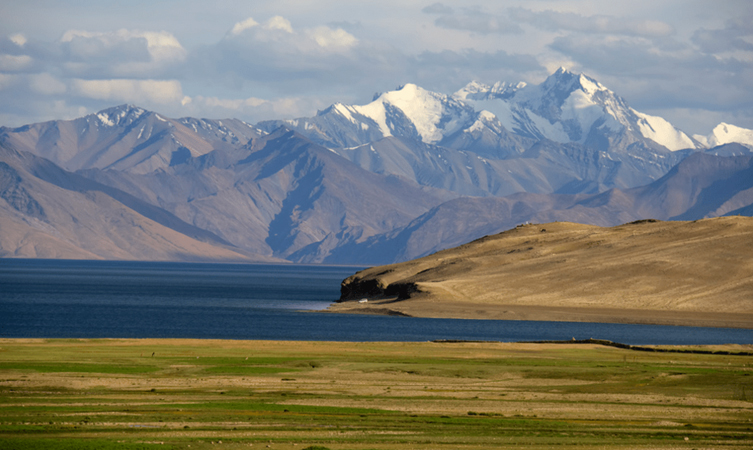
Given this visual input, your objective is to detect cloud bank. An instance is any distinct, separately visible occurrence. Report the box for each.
[0,1,751,134]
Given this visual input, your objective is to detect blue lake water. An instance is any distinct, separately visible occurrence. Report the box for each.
[0,259,751,345]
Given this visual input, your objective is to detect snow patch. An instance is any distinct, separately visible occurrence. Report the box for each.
[352,100,391,138]
[634,111,695,151]
[97,113,114,126]
[578,74,602,96]
[467,111,497,133]
[334,103,357,124]
[559,89,605,143]
[524,110,569,143]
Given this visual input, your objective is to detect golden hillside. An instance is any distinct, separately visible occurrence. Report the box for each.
[334,217,753,328]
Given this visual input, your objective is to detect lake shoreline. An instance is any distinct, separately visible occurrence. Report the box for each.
[325,297,753,329]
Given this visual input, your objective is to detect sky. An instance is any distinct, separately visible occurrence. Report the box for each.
[1,0,752,135]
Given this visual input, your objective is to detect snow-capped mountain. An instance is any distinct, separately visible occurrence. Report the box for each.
[695,123,753,149]
[259,83,500,149]
[2,91,753,264]
[262,68,704,156]
[455,68,701,152]
[258,69,711,197]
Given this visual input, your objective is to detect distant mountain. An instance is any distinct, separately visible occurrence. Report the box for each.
[455,68,702,152]
[2,68,753,265]
[326,153,753,264]
[0,143,269,261]
[262,68,704,154]
[259,69,699,198]
[259,83,529,157]
[79,128,457,261]
[695,123,753,149]
[0,105,263,174]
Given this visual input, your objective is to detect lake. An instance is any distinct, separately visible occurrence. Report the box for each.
[1,259,751,345]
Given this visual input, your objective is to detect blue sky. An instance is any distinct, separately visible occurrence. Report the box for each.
[1,0,751,134]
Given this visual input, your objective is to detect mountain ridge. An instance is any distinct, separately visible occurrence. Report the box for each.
[1,68,753,264]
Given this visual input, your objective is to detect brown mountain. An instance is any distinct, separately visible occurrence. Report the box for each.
[0,126,456,262]
[1,105,752,265]
[335,217,753,328]
[0,144,273,262]
[0,105,262,174]
[327,153,753,264]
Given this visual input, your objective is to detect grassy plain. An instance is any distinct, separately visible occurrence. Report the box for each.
[1,338,752,449]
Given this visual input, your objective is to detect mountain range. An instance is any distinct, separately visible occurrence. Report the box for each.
[1,68,752,264]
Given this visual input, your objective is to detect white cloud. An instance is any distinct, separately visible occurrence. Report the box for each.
[71,79,184,104]
[424,6,523,35]
[182,94,329,122]
[0,54,33,72]
[9,33,27,47]
[422,3,454,15]
[308,26,358,50]
[0,73,20,90]
[224,15,356,52]
[230,17,259,36]
[509,9,675,38]
[264,16,294,33]
[60,29,186,63]
[29,73,67,95]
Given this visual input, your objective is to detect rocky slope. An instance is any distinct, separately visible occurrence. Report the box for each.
[324,152,753,264]
[0,143,269,261]
[0,105,263,174]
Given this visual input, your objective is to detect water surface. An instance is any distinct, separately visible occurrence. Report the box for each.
[1,259,751,345]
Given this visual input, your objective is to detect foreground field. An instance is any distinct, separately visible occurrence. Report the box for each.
[1,339,752,449]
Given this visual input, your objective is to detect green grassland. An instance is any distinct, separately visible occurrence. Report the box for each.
[0,338,751,449]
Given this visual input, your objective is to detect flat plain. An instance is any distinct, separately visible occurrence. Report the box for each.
[1,338,752,449]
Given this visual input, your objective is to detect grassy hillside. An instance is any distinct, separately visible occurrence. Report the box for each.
[336,217,753,328]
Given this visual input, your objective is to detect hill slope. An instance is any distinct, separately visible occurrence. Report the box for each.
[326,153,753,264]
[335,217,753,328]
[0,144,273,262]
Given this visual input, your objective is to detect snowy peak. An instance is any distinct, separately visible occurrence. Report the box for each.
[349,83,475,144]
[522,69,620,125]
[456,68,698,151]
[539,67,594,99]
[695,123,753,148]
[92,104,148,127]
[453,80,525,101]
[267,69,744,154]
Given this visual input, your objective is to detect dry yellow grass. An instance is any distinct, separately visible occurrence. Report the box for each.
[334,217,753,328]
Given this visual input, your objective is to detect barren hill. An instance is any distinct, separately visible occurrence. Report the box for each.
[335,217,753,328]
